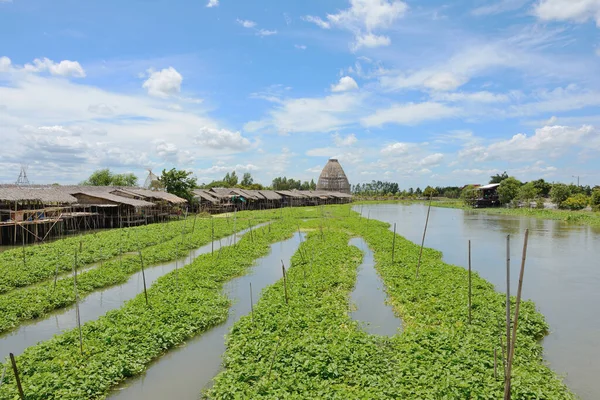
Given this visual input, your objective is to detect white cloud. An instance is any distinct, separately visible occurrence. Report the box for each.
[307,0,407,49]
[431,91,510,103]
[198,163,259,175]
[194,127,252,151]
[362,102,459,127]
[23,58,86,78]
[142,67,183,98]
[420,153,444,166]
[333,133,358,146]
[206,0,219,7]
[423,72,468,91]
[352,33,391,50]
[471,0,529,16]
[256,29,277,37]
[381,142,412,155]
[295,44,307,50]
[306,165,324,173]
[331,76,359,92]
[88,103,114,116]
[508,86,600,116]
[0,56,11,72]
[237,19,257,28]
[245,93,363,134]
[533,0,600,26]
[302,15,331,29]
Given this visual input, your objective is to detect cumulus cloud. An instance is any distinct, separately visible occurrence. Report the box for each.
[88,103,114,116]
[331,76,359,92]
[533,0,600,26]
[420,153,444,166]
[198,163,259,175]
[353,33,391,50]
[0,56,11,72]
[362,102,459,127]
[194,127,252,151]
[142,67,183,98]
[23,58,86,77]
[237,19,257,28]
[333,132,358,146]
[381,142,412,155]
[206,0,219,7]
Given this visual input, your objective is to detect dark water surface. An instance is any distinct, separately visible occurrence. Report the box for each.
[349,237,402,336]
[108,233,303,400]
[356,204,600,399]
[0,226,260,356]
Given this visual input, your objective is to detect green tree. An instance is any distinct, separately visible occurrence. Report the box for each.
[423,186,438,198]
[159,168,197,202]
[489,171,509,184]
[517,182,540,205]
[550,183,571,207]
[497,177,522,205]
[591,189,600,211]
[82,169,138,186]
[531,179,551,197]
[461,185,478,206]
[310,179,317,191]
[240,172,254,187]
[562,194,589,210]
[415,187,422,196]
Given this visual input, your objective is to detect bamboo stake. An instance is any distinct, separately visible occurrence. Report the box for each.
[73,256,83,354]
[0,364,6,390]
[138,250,149,306]
[494,348,498,379]
[499,321,507,379]
[391,223,397,263]
[504,229,529,400]
[281,260,289,304]
[211,217,214,256]
[505,234,511,376]
[191,212,197,234]
[415,196,432,279]
[9,353,25,400]
[266,339,281,382]
[250,282,254,323]
[468,239,472,324]
[53,264,59,291]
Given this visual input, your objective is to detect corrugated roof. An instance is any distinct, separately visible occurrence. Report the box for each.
[478,183,501,190]
[0,185,78,204]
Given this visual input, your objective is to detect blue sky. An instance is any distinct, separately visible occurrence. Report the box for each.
[1,0,600,188]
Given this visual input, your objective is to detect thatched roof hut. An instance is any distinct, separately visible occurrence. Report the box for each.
[316,159,351,194]
[0,185,78,204]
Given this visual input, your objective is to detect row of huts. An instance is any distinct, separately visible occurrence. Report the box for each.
[0,185,352,245]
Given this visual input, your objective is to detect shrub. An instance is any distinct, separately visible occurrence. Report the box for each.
[561,194,589,210]
[460,185,478,206]
[536,198,545,209]
[591,190,600,211]
[498,177,522,204]
[550,183,571,206]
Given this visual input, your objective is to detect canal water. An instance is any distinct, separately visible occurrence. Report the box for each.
[356,203,600,399]
[0,226,259,356]
[108,233,303,400]
[349,237,402,336]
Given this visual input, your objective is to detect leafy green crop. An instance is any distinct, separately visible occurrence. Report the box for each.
[0,218,296,399]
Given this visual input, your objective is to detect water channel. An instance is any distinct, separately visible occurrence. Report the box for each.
[109,233,303,399]
[356,203,600,399]
[349,237,401,336]
[0,226,259,356]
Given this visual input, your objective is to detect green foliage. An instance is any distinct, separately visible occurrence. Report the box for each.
[517,182,540,204]
[460,185,478,206]
[240,172,253,186]
[271,176,314,191]
[562,194,589,210]
[531,179,551,197]
[591,189,600,211]
[489,171,509,184]
[81,168,138,186]
[159,168,197,202]
[0,218,296,399]
[423,185,438,197]
[550,183,571,207]
[497,177,522,204]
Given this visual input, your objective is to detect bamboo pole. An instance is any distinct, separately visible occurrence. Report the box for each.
[468,239,472,324]
[73,256,83,354]
[391,223,397,263]
[281,260,289,304]
[494,348,498,379]
[9,353,25,400]
[266,339,281,382]
[250,282,254,323]
[138,250,149,306]
[211,217,214,256]
[0,364,6,390]
[504,229,529,400]
[415,196,432,279]
[53,264,59,291]
[505,234,511,375]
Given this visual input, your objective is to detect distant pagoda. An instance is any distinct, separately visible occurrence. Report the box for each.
[316,159,351,194]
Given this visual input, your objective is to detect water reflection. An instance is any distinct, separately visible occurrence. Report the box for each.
[355,204,600,400]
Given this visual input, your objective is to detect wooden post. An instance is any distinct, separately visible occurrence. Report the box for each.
[504,229,529,400]
[494,348,498,379]
[138,250,149,306]
[391,223,397,263]
[281,260,289,304]
[250,282,254,323]
[21,226,26,269]
[191,213,197,234]
[505,234,511,377]
[233,208,237,246]
[468,239,472,325]
[211,217,215,256]
[266,339,281,382]
[73,256,83,354]
[9,353,25,400]
[53,264,59,291]
[416,196,432,279]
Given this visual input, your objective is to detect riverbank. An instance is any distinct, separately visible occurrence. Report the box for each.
[355,199,600,227]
